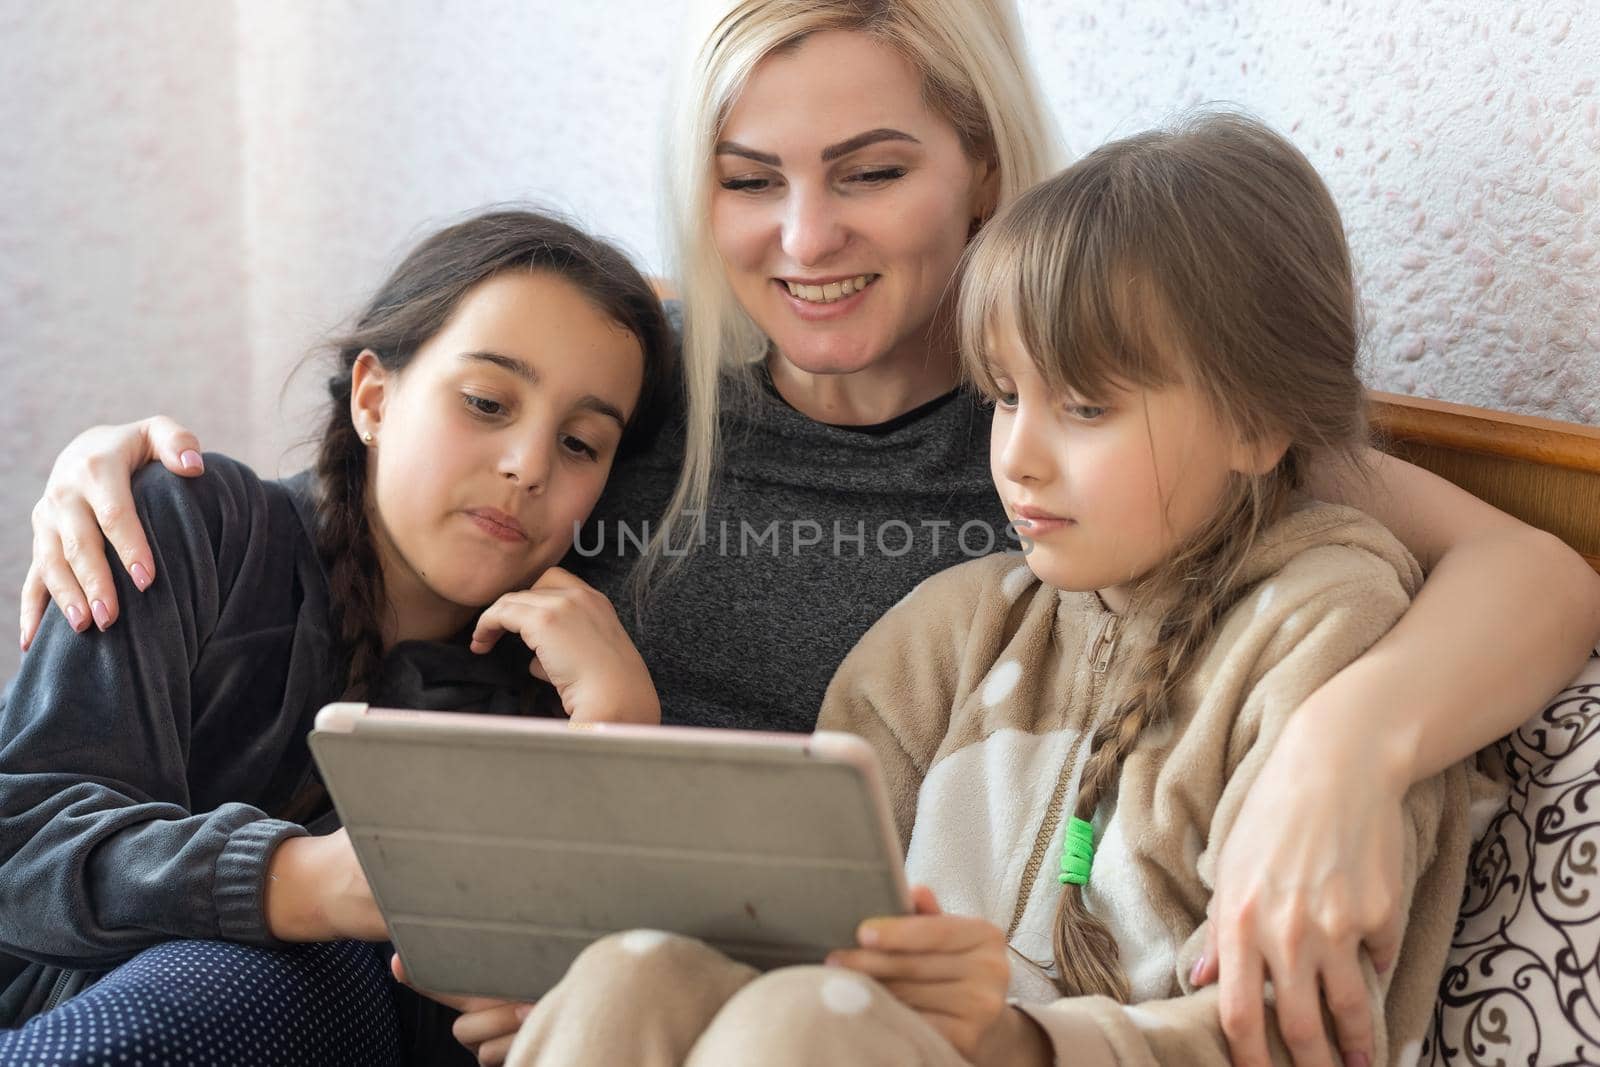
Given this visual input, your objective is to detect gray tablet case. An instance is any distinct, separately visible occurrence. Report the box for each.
[308,704,911,1000]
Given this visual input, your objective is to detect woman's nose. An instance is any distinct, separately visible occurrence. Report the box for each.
[780,188,848,268]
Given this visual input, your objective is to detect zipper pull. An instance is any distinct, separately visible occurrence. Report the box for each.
[1092,615,1120,674]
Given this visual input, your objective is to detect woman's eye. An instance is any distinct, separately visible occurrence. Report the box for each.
[464,394,506,418]
[561,434,599,461]
[1067,405,1108,421]
[719,177,772,193]
[846,167,907,186]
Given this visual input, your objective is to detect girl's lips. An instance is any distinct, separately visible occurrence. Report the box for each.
[1013,511,1075,535]
[772,277,876,322]
[465,509,528,544]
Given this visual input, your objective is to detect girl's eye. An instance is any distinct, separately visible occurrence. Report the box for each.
[560,434,599,461]
[719,177,772,193]
[1067,405,1108,421]
[464,394,506,418]
[985,379,1018,410]
[846,167,906,186]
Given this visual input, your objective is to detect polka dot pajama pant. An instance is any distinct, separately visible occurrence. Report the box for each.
[0,939,400,1066]
[505,930,971,1067]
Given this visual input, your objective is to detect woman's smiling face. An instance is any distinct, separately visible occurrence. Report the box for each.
[710,29,995,380]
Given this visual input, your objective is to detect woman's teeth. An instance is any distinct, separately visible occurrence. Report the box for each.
[783,274,878,303]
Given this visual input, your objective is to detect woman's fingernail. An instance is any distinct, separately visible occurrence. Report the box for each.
[66,605,86,631]
[1190,954,1207,985]
[20,627,28,652]
[515,1004,533,1021]
[858,925,879,947]
[1345,1054,1370,1067]
[131,563,152,591]
[91,600,111,630]
[181,450,204,473]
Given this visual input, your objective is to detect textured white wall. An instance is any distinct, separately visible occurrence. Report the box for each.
[1022,0,1600,419]
[2,0,1596,681]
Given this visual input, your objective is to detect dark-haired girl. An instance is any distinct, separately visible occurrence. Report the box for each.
[0,209,676,1065]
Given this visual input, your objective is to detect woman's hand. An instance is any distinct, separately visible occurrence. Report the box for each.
[471,566,661,724]
[1197,712,1405,1067]
[263,828,388,943]
[826,886,1045,1065]
[20,415,204,650]
[391,955,534,1067]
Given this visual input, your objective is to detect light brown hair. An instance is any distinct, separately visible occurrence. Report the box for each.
[959,111,1369,1000]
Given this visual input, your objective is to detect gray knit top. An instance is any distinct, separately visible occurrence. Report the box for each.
[572,361,1012,733]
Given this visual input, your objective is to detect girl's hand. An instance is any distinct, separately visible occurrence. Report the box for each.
[391,955,534,1067]
[263,828,388,942]
[471,566,660,725]
[21,416,204,650]
[826,886,1024,1063]
[1197,716,1404,1067]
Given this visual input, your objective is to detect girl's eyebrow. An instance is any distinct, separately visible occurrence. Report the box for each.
[714,128,921,168]
[463,350,538,384]
[459,351,627,428]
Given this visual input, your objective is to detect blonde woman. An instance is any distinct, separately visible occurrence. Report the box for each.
[18,3,1600,1066]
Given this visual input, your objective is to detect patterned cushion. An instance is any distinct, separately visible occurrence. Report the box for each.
[1423,648,1600,1066]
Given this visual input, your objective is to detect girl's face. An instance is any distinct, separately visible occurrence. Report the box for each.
[353,271,644,639]
[711,29,995,381]
[983,314,1265,612]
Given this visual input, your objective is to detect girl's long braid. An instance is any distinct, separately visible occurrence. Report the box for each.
[1049,476,1293,1000]
[313,372,386,698]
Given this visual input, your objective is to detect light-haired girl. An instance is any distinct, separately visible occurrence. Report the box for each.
[0,209,675,1064]
[499,113,1482,1067]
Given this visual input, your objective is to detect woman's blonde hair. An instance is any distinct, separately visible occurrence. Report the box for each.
[639,0,1062,594]
[960,111,1369,1000]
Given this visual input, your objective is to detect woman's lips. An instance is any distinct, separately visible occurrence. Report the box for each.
[773,276,877,322]
[465,508,528,544]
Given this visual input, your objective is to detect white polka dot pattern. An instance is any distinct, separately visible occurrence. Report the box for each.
[620,929,670,956]
[0,939,399,1066]
[818,974,873,1016]
[981,660,1023,707]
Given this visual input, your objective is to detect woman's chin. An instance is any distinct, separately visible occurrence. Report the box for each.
[769,334,894,378]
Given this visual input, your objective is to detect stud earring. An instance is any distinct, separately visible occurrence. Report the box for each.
[362,431,374,445]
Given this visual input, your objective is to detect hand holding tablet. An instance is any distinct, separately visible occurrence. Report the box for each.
[309,704,912,1001]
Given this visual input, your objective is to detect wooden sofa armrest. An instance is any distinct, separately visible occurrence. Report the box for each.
[1368,391,1600,573]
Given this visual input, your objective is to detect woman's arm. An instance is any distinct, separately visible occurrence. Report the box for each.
[1318,448,1600,774]
[20,416,204,649]
[1207,448,1600,1067]
[1,461,308,967]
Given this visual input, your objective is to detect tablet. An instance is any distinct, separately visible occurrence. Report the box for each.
[308,703,912,1001]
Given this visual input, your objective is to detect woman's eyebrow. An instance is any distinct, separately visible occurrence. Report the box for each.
[461,351,626,427]
[714,128,922,168]
[715,141,780,166]
[820,128,919,161]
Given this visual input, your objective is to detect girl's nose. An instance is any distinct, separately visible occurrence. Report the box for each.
[500,436,553,494]
[996,411,1049,487]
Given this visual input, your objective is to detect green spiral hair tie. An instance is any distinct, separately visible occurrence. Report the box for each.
[1058,816,1095,886]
